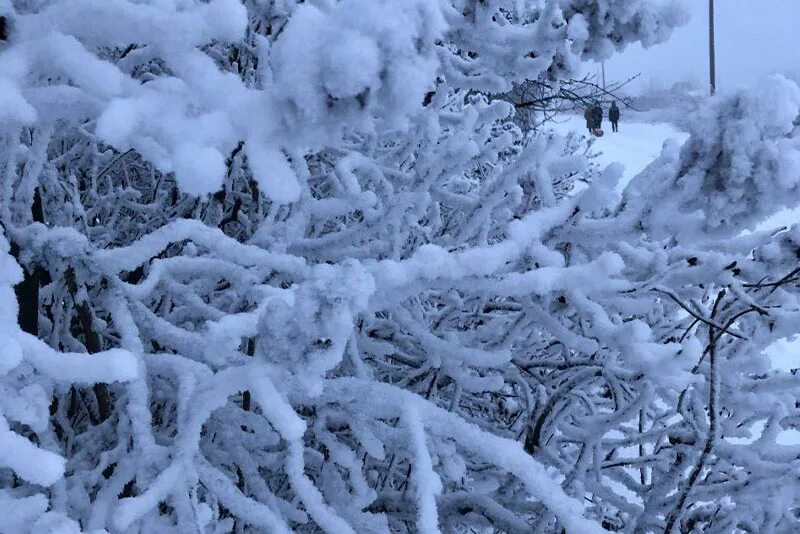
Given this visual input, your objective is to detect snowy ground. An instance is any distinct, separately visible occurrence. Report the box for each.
[549,111,689,186]
[758,204,800,234]
[553,112,800,234]
[552,111,800,376]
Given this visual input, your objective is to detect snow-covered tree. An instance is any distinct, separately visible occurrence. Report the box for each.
[3,1,800,533]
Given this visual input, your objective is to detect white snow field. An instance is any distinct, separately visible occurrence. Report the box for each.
[551,111,689,186]
[759,199,800,235]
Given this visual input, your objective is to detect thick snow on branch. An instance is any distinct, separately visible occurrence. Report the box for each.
[8,0,800,533]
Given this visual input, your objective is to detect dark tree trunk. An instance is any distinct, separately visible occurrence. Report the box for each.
[12,241,40,335]
[11,187,45,335]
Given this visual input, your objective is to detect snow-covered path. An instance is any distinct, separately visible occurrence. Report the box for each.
[550,113,689,186]
[552,112,800,234]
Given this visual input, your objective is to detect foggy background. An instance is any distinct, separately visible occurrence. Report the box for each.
[601,0,800,95]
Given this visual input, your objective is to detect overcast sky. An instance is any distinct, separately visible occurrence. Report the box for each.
[602,0,800,94]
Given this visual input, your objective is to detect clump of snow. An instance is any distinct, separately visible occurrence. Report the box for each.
[173,143,227,197]
[270,0,445,138]
[0,492,49,533]
[627,75,800,240]
[246,145,301,204]
[567,14,590,45]
[31,512,83,534]
[0,415,65,486]
[0,79,36,124]
[751,74,800,134]
[322,30,380,100]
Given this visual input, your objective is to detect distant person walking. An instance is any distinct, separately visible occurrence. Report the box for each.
[592,103,603,132]
[609,102,620,132]
[584,106,593,133]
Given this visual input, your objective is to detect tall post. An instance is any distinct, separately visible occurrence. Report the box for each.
[601,61,606,92]
[709,0,716,95]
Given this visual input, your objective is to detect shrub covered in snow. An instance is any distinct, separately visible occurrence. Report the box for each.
[2,0,800,533]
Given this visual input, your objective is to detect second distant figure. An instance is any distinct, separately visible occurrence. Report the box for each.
[592,103,603,132]
[609,102,620,132]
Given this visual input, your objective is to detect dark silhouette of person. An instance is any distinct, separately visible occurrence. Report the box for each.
[584,106,593,133]
[592,103,603,131]
[609,102,620,132]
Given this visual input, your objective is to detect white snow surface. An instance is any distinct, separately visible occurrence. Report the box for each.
[550,111,690,187]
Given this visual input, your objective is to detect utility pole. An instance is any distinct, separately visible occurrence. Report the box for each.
[601,61,606,92]
[709,0,716,95]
